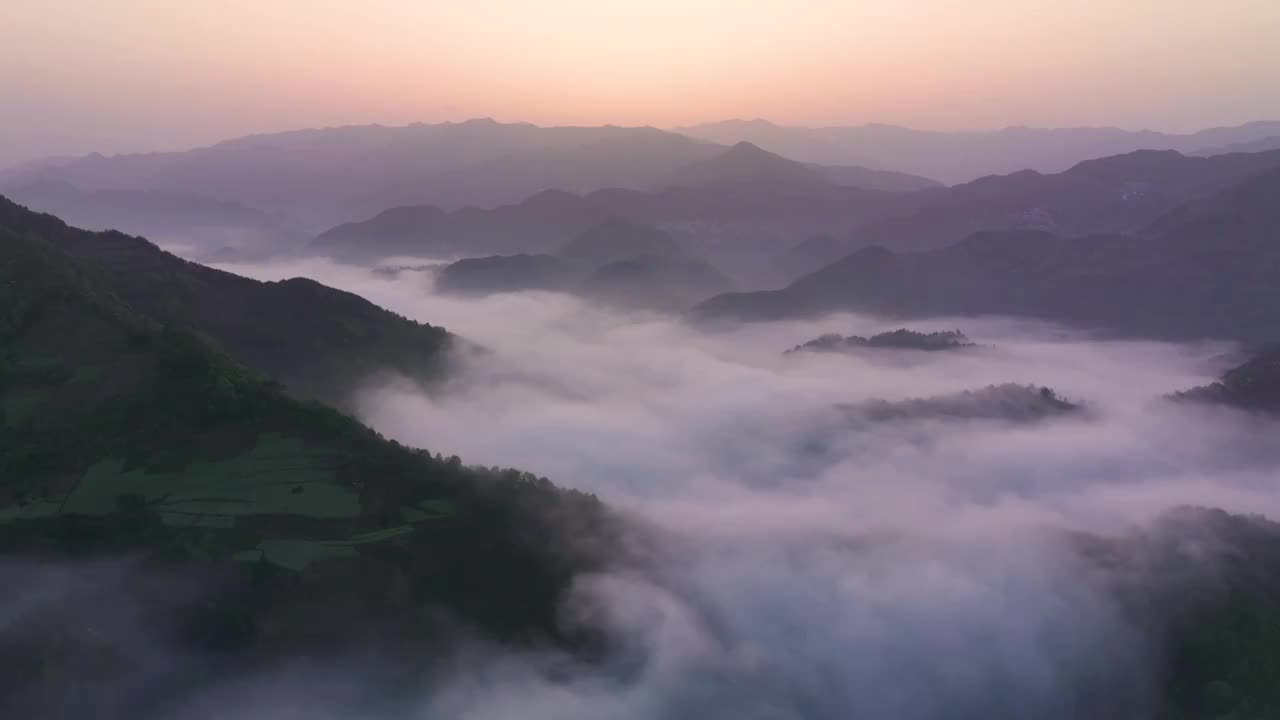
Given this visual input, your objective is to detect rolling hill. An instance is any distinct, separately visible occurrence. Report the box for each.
[680,118,1280,185]
[1174,346,1280,413]
[436,253,576,295]
[1192,136,1280,157]
[0,197,454,411]
[308,179,921,283]
[693,165,1280,344]
[434,219,734,312]
[558,217,688,266]
[0,121,729,228]
[772,148,1280,283]
[577,254,735,313]
[2,120,930,235]
[0,180,306,260]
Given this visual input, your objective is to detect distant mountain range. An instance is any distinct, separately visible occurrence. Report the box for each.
[309,142,928,279]
[692,163,1280,344]
[1192,136,1280,157]
[667,141,938,192]
[436,218,735,312]
[771,148,1280,282]
[0,120,935,236]
[312,144,1280,291]
[0,180,306,260]
[8,117,1277,267]
[679,118,1280,185]
[558,217,688,266]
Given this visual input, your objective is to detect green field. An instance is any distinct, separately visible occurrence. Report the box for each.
[0,433,356,527]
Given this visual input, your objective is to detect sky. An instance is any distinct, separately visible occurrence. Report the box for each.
[3,0,1279,167]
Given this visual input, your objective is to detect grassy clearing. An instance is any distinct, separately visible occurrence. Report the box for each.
[0,433,357,526]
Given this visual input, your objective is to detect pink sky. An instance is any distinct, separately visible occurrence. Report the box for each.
[3,0,1278,166]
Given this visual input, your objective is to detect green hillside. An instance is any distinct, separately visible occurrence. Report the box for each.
[0,222,614,691]
[0,196,451,410]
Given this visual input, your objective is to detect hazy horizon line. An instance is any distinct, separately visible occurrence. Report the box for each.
[6,115,1279,170]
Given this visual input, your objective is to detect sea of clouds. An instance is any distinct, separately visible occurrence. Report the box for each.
[7,254,1279,719]
[197,257,1280,719]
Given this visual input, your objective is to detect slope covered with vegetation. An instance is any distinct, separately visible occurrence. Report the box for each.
[787,329,975,354]
[0,196,451,410]
[771,148,1280,282]
[1092,509,1280,720]
[1173,346,1280,413]
[0,223,615,713]
[695,165,1280,344]
[558,217,688,266]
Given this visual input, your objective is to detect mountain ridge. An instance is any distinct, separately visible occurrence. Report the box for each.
[679,118,1280,185]
[1,120,927,232]
[768,147,1280,283]
[692,164,1280,343]
[0,196,454,411]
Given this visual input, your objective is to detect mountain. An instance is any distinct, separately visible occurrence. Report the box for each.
[679,119,1280,185]
[435,219,733,311]
[558,218,688,266]
[664,141,939,194]
[815,162,942,192]
[308,192,640,263]
[436,253,576,295]
[1094,507,1280,719]
[771,148,1280,283]
[433,127,725,200]
[1,121,948,251]
[1192,136,1280,157]
[0,197,453,410]
[578,255,735,313]
[309,181,921,282]
[0,180,305,259]
[692,166,1280,344]
[842,384,1078,424]
[787,329,975,354]
[0,218,615,716]
[1174,347,1280,413]
[10,118,1276,237]
[0,121,735,229]
[665,141,835,190]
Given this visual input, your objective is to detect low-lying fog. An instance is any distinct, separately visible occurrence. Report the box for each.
[174,256,1280,718]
